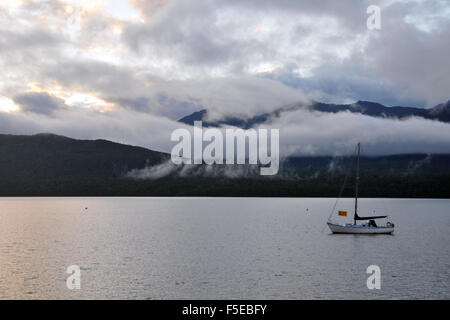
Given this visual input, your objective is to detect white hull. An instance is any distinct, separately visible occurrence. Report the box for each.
[327,222,394,234]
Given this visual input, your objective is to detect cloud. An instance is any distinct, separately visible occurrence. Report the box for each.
[1,99,450,159]
[366,2,450,106]
[126,159,260,180]
[0,107,185,153]
[43,60,140,96]
[122,0,363,78]
[12,92,68,115]
[168,76,309,118]
[129,0,167,19]
[2,0,449,109]
[261,108,450,156]
[42,59,307,118]
[0,0,449,157]
[262,68,427,107]
[118,0,450,107]
[0,29,62,52]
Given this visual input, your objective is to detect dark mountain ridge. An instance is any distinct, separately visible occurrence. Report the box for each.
[0,133,168,181]
[0,133,449,197]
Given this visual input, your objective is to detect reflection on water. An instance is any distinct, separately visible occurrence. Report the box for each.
[0,197,449,299]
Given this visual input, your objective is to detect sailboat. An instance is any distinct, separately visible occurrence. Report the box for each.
[327,143,395,234]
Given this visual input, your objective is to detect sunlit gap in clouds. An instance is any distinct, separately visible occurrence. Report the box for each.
[0,97,20,113]
[64,0,141,21]
[27,82,115,112]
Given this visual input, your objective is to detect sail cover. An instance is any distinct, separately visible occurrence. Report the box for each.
[354,213,387,220]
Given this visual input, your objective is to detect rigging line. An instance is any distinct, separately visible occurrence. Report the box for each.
[321,144,358,233]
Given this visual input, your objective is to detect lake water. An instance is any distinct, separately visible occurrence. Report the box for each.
[0,197,449,299]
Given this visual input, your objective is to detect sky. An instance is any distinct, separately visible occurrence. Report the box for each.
[0,0,449,156]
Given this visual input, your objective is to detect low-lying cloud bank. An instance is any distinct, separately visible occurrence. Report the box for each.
[126,160,261,180]
[0,108,184,153]
[263,108,450,156]
[125,152,440,181]
[1,104,450,157]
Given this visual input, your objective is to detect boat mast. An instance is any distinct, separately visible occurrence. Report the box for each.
[354,142,360,225]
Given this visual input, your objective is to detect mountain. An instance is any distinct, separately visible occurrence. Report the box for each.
[309,100,425,118]
[0,132,167,182]
[0,133,449,197]
[178,109,251,128]
[178,100,450,128]
[422,100,450,122]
